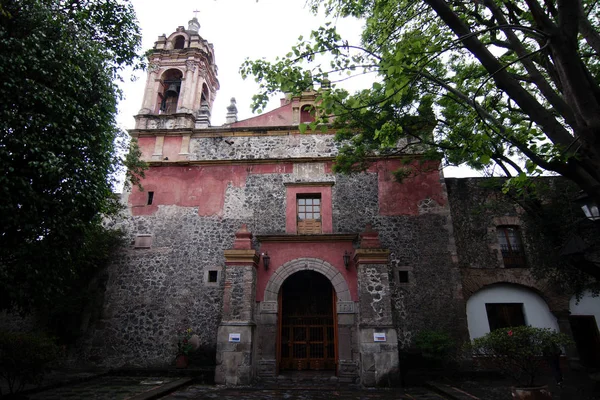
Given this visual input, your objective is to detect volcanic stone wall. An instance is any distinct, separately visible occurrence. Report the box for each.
[81,132,467,367]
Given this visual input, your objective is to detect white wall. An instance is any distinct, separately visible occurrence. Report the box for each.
[569,290,600,331]
[466,284,559,339]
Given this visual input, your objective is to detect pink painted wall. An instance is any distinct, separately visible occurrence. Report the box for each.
[229,103,294,128]
[129,163,299,216]
[255,240,358,301]
[131,159,445,218]
[130,165,247,216]
[377,159,446,215]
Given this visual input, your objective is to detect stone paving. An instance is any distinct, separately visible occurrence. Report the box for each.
[28,376,178,400]
[24,377,450,400]
[161,385,449,400]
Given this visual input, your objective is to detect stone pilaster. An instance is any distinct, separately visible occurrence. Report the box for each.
[354,224,399,387]
[215,225,259,385]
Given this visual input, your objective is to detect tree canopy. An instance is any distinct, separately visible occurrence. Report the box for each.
[0,0,144,314]
[241,0,600,204]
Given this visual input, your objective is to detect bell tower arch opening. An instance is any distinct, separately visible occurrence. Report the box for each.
[278,270,338,372]
[201,82,210,104]
[173,35,186,49]
[158,69,182,114]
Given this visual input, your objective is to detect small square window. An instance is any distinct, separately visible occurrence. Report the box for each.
[204,267,221,286]
[398,271,409,283]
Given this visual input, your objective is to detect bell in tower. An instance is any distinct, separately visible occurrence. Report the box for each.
[134,15,219,130]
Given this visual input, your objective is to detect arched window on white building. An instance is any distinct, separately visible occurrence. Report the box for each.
[466,283,558,340]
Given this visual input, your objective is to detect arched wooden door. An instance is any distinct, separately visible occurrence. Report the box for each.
[277,270,338,371]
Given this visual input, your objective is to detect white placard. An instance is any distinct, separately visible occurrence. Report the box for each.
[373,332,386,342]
[229,333,241,342]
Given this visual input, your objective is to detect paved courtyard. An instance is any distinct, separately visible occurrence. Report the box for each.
[27,376,180,400]
[24,376,450,400]
[161,385,448,400]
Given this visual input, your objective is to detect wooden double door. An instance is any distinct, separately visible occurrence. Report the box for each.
[278,270,337,371]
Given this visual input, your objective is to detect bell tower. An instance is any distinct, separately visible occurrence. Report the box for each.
[135,16,219,129]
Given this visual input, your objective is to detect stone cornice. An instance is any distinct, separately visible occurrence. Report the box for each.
[142,154,424,167]
[284,182,335,187]
[129,125,335,137]
[223,249,259,267]
[353,248,390,265]
[256,234,357,243]
[146,157,337,167]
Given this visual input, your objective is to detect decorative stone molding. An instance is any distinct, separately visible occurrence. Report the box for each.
[259,301,278,314]
[185,60,198,72]
[263,258,351,302]
[359,224,382,248]
[336,301,355,314]
[232,224,253,249]
[353,248,390,265]
[223,249,259,266]
[198,65,208,78]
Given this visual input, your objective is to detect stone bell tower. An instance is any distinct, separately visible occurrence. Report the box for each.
[135,16,219,130]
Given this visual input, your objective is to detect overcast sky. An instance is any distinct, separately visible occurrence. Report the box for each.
[117,0,365,129]
[117,0,477,177]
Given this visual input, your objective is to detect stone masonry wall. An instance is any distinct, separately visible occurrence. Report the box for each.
[189,135,338,161]
[83,148,466,367]
[187,133,423,162]
[444,178,574,309]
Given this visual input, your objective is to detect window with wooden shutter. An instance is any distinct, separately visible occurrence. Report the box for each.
[297,195,321,234]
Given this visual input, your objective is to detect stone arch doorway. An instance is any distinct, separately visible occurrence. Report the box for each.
[256,258,357,379]
[278,270,337,371]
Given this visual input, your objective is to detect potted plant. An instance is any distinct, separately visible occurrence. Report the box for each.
[469,326,572,400]
[175,328,194,369]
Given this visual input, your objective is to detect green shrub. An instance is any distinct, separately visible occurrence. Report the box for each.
[414,329,455,362]
[468,326,572,387]
[0,331,60,394]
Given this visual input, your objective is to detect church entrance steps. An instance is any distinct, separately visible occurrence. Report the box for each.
[256,370,361,390]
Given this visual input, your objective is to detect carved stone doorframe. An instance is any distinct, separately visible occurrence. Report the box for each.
[255,258,359,381]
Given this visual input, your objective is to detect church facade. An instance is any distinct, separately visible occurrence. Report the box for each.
[79,18,600,384]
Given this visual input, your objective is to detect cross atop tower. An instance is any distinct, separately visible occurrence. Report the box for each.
[193,9,200,18]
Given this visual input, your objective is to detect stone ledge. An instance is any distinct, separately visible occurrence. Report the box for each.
[353,248,390,264]
[284,181,335,187]
[223,249,259,266]
[256,234,357,242]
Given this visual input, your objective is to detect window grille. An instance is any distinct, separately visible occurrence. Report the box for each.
[497,226,526,268]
